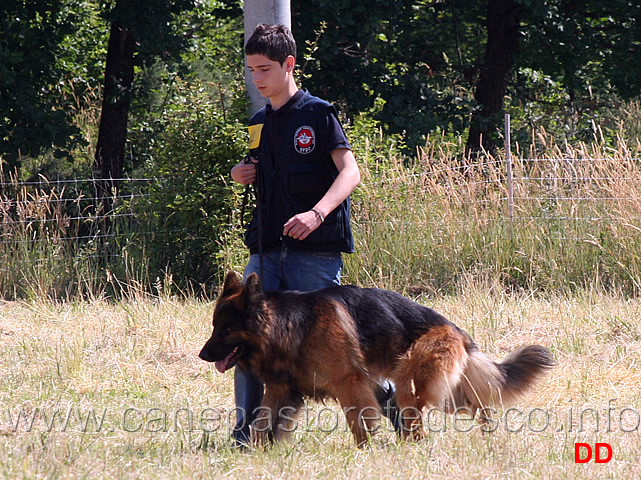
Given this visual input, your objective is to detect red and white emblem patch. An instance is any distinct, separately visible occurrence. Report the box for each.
[294,126,315,154]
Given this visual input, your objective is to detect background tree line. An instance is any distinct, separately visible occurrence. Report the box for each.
[292,0,641,151]
[1,0,640,290]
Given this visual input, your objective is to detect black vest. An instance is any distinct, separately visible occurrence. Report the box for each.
[244,90,354,254]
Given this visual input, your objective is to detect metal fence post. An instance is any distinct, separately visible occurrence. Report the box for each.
[505,113,514,242]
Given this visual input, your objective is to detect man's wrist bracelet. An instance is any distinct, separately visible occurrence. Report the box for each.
[311,208,325,223]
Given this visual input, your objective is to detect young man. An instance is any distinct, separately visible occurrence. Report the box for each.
[230,23,396,446]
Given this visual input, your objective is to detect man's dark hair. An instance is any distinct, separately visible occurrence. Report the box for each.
[245,24,296,65]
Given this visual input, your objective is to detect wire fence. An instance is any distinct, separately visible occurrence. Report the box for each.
[353,151,641,260]
[1,155,641,253]
[508,157,641,237]
[0,176,155,254]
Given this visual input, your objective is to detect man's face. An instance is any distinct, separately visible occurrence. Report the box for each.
[247,54,294,99]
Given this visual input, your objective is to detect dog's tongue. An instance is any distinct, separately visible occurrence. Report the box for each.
[215,360,227,373]
[214,348,237,373]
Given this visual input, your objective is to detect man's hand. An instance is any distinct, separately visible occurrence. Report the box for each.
[231,157,258,185]
[283,210,323,240]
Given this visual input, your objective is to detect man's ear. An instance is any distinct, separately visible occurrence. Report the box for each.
[220,271,242,298]
[285,55,295,72]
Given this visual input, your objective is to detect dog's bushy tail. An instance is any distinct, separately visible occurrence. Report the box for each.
[445,344,555,413]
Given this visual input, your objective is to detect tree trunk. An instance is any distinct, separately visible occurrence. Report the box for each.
[94,20,135,220]
[466,0,524,155]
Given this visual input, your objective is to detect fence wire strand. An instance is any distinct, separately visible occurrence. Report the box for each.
[1,157,640,254]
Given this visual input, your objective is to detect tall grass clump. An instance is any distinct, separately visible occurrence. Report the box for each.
[0,172,101,300]
[346,131,641,296]
[0,169,156,301]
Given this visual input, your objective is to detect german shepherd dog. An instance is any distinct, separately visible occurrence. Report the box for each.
[199,271,554,447]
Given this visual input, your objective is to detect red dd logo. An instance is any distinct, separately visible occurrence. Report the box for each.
[574,443,613,463]
[294,126,315,154]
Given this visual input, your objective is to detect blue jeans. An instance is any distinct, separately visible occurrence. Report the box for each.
[233,246,342,444]
[244,245,343,291]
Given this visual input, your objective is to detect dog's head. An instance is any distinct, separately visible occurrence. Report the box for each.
[198,271,266,372]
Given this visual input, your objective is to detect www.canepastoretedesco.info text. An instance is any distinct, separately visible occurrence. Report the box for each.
[3,400,640,435]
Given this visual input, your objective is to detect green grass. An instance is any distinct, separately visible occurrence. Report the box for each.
[1,284,639,479]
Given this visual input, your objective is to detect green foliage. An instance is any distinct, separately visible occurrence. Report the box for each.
[292,0,641,153]
[101,0,197,66]
[57,1,108,93]
[507,66,641,154]
[343,97,406,167]
[179,0,243,75]
[519,0,641,100]
[512,0,641,151]
[5,0,641,296]
[138,78,247,287]
[126,0,244,173]
[293,0,482,149]
[121,3,248,288]
[5,0,641,173]
[0,0,85,167]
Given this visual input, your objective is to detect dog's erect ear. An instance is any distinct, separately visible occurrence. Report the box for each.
[241,272,265,320]
[243,272,263,300]
[220,271,242,297]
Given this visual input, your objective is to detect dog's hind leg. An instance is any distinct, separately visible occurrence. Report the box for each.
[393,325,468,441]
[393,381,426,441]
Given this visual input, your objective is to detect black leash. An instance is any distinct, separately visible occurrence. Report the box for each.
[239,155,264,281]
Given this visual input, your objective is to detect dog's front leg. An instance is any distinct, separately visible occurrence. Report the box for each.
[251,406,274,446]
[251,383,299,446]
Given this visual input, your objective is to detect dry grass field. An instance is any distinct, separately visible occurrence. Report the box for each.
[1,280,639,479]
[2,135,641,477]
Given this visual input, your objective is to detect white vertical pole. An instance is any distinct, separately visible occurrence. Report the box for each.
[243,0,292,116]
[505,113,514,242]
